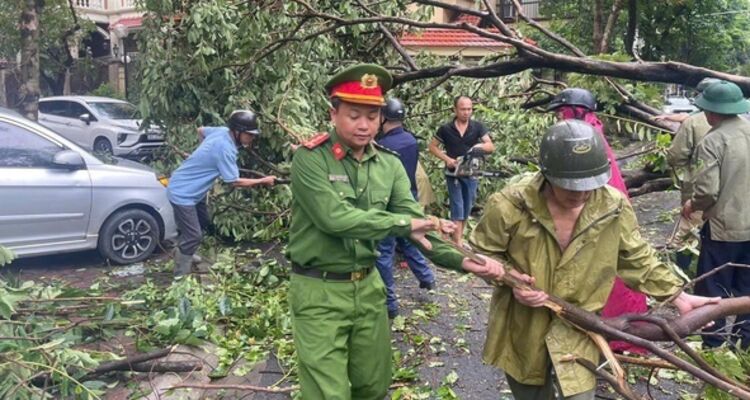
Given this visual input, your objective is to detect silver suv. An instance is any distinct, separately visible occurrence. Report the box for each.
[38,96,164,158]
[0,107,177,264]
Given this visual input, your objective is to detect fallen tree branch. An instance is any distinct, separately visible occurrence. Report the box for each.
[568,357,643,400]
[627,177,673,197]
[79,346,178,381]
[614,354,677,370]
[168,383,297,393]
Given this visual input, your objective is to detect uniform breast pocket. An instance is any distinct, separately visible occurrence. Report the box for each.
[332,182,357,205]
[370,190,390,210]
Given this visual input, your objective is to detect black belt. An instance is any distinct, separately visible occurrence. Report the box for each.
[292,263,373,281]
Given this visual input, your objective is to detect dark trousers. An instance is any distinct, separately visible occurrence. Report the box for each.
[695,223,750,349]
[171,198,210,256]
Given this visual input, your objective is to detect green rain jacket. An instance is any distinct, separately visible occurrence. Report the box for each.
[287,132,465,273]
[470,173,683,396]
[666,112,711,203]
[691,115,750,242]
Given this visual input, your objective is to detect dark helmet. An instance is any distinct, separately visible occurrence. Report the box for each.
[539,120,611,191]
[696,78,721,93]
[547,88,597,112]
[382,98,406,121]
[228,110,260,135]
[694,80,750,115]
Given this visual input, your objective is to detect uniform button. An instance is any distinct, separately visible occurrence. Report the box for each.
[384,197,388,201]
[354,239,359,243]
[339,192,344,196]
[399,219,406,225]
[532,218,537,223]
[359,188,364,192]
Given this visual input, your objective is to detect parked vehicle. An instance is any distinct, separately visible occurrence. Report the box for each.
[662,96,698,115]
[0,107,177,264]
[38,96,164,158]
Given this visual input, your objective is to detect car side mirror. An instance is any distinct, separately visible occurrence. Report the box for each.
[53,150,86,170]
[79,113,92,125]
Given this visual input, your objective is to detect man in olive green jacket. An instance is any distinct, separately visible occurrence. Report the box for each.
[683,80,750,349]
[471,120,718,399]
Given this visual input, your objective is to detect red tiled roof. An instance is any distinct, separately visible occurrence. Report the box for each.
[109,17,143,30]
[400,29,511,48]
[455,13,482,25]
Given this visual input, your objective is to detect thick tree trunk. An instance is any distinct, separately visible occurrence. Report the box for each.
[625,0,637,57]
[19,0,43,121]
[600,0,624,54]
[593,0,604,53]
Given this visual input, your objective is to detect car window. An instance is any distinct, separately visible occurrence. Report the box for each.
[86,102,140,120]
[39,100,68,117]
[0,120,63,168]
[65,102,90,119]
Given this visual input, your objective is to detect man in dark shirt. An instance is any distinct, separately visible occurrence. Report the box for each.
[429,96,495,246]
[375,98,435,318]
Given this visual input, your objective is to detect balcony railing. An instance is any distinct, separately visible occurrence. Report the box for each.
[74,0,104,9]
[73,0,136,11]
[498,0,542,20]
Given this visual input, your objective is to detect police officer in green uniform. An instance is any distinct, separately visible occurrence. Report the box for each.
[287,63,505,400]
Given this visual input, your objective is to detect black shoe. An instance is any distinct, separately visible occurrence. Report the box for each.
[388,309,399,319]
[419,281,435,291]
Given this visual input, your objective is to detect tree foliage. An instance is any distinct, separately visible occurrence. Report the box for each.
[0,0,95,97]
[540,0,750,72]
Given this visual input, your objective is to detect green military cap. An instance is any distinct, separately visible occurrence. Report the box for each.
[694,80,750,115]
[324,63,393,106]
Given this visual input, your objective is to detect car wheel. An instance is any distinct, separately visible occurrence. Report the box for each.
[93,137,113,155]
[98,209,160,264]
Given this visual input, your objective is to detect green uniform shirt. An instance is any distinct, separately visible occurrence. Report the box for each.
[288,132,465,273]
[666,112,711,203]
[691,115,750,242]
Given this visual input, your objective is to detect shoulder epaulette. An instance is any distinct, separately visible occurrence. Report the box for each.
[302,133,330,149]
[372,142,399,157]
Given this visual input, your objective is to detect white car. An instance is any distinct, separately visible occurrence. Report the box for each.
[38,96,164,158]
[662,96,698,115]
[0,107,177,264]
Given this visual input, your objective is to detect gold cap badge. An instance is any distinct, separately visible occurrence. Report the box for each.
[360,73,378,89]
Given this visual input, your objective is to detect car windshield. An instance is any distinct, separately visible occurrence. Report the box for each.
[86,102,140,120]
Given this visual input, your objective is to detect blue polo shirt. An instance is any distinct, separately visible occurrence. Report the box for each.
[377,126,419,196]
[167,127,239,206]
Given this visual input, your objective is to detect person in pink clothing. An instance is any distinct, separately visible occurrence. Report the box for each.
[547,88,648,354]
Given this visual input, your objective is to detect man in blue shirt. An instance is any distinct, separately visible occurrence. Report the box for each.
[167,110,276,276]
[375,98,435,318]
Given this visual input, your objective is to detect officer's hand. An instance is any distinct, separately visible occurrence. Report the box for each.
[445,158,458,170]
[512,273,549,308]
[260,175,277,186]
[672,291,721,316]
[461,255,504,281]
[410,218,438,250]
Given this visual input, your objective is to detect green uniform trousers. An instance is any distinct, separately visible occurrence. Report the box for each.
[289,269,391,400]
[506,364,595,400]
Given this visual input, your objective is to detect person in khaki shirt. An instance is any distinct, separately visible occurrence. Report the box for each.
[471,120,719,399]
[664,78,717,269]
[682,80,750,349]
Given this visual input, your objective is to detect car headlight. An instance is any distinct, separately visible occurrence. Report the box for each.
[158,175,169,187]
[117,133,130,144]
